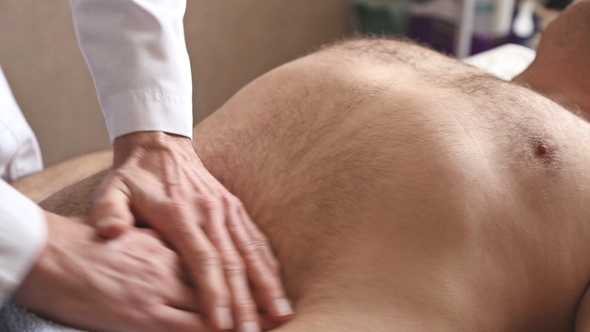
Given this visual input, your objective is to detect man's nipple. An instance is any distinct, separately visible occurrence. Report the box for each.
[531,136,560,168]
[536,144,548,156]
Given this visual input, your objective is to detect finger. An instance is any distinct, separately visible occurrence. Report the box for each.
[135,228,165,241]
[166,280,202,313]
[206,200,261,332]
[168,251,193,287]
[189,229,234,331]
[91,174,134,239]
[149,306,210,332]
[129,172,234,331]
[227,198,293,321]
[236,201,279,273]
[157,198,234,331]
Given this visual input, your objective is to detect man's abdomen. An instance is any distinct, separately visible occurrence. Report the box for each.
[192,42,590,331]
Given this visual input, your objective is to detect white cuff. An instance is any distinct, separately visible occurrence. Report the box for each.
[0,182,47,306]
[102,89,193,142]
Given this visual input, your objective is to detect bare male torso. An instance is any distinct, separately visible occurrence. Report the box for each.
[21,39,590,331]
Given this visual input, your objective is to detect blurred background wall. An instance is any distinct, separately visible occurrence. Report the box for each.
[0,0,352,166]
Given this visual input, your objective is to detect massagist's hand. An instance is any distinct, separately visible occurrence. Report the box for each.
[14,212,205,332]
[89,132,293,332]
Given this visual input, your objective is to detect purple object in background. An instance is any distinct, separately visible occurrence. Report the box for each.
[409,15,511,55]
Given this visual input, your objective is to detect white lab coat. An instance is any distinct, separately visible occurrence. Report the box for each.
[0,0,192,304]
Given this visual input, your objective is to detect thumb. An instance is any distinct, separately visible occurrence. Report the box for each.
[90,176,134,239]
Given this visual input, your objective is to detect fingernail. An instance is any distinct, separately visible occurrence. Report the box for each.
[242,322,261,332]
[273,298,294,316]
[216,307,233,330]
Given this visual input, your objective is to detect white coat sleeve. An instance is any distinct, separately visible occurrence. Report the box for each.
[0,181,46,305]
[69,0,193,142]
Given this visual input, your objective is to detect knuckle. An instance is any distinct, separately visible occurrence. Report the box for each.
[261,272,283,288]
[235,199,245,209]
[200,196,221,212]
[223,255,246,277]
[255,235,275,255]
[170,222,194,237]
[241,241,265,261]
[234,299,257,317]
[194,249,222,268]
[234,200,248,214]
[225,194,241,207]
[255,234,272,249]
[162,200,192,221]
[207,230,223,244]
[220,194,232,207]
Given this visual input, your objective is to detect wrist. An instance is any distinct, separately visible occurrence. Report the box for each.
[13,211,60,309]
[113,132,193,167]
[13,212,107,324]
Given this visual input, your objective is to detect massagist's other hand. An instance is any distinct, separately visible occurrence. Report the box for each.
[14,212,205,332]
[89,132,292,332]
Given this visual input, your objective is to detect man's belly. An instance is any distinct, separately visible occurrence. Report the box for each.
[191,55,590,331]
